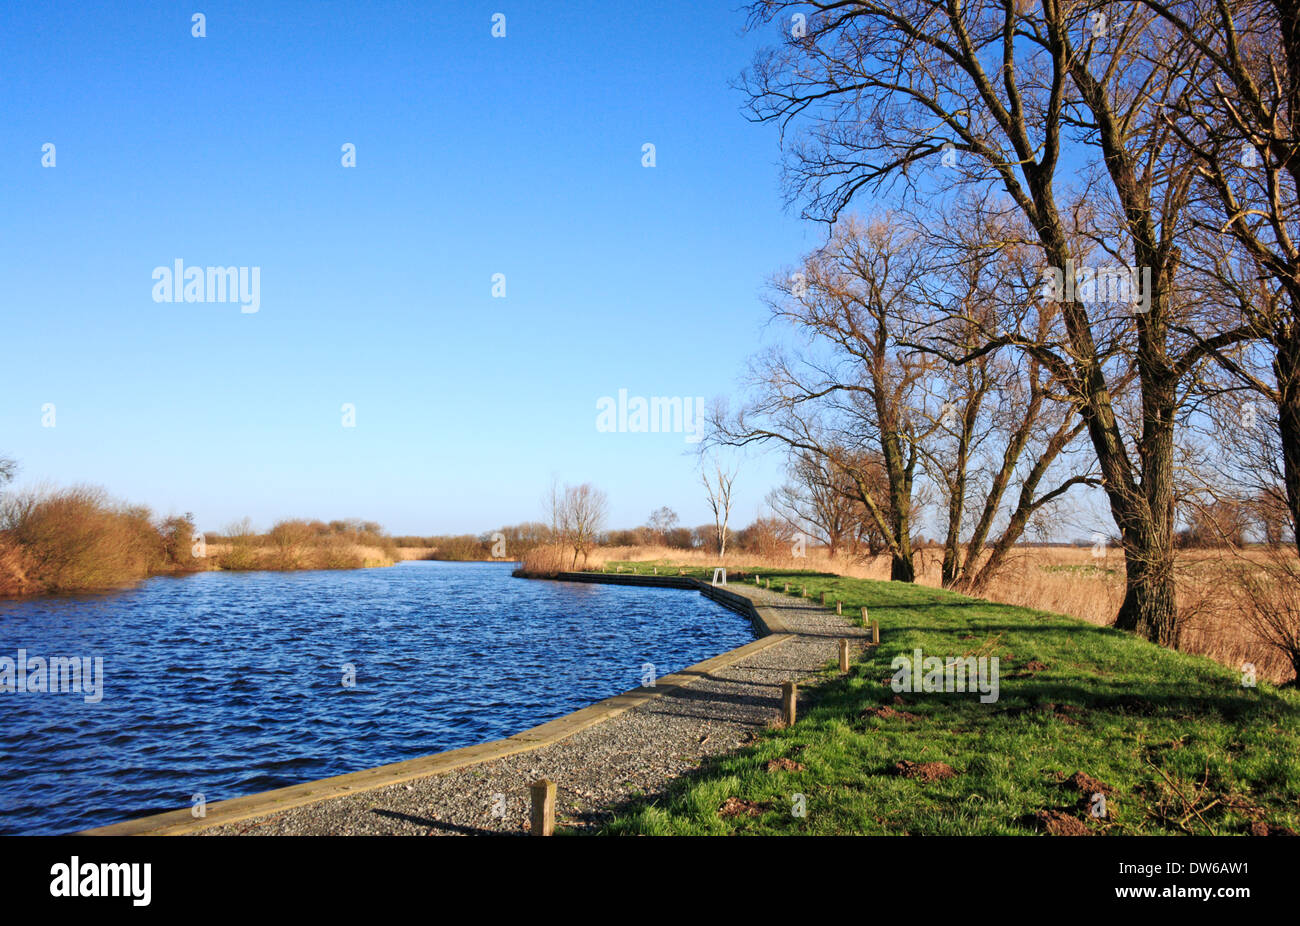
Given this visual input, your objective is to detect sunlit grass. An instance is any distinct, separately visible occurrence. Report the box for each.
[596,566,1300,836]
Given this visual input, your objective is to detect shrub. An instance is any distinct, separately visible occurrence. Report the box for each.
[267,519,315,570]
[0,487,163,593]
[157,514,200,569]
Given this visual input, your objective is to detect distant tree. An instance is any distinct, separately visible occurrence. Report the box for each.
[768,449,869,559]
[1252,492,1291,548]
[1179,498,1249,548]
[158,512,197,566]
[701,457,738,560]
[734,515,794,558]
[663,526,694,549]
[646,506,680,543]
[550,482,609,568]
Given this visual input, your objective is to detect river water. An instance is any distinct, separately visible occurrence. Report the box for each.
[0,561,752,834]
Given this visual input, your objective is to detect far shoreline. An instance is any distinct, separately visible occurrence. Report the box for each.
[0,553,530,603]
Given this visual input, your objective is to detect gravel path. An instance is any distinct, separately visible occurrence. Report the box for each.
[199,585,868,836]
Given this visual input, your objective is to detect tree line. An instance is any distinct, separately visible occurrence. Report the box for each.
[702,0,1300,648]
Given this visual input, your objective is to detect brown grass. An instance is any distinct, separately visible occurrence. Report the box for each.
[396,546,440,561]
[203,541,396,572]
[512,545,572,577]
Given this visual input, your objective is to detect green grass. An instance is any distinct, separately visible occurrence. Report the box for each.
[593,563,1300,835]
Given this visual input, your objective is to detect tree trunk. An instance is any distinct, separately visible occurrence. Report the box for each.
[1112,383,1179,646]
[1275,332,1300,560]
[940,478,962,586]
[940,543,959,587]
[890,550,915,582]
[1116,543,1179,646]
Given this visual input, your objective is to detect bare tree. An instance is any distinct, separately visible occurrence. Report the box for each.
[1135,0,1300,560]
[738,1,1257,645]
[550,482,608,568]
[714,216,933,581]
[768,448,877,558]
[646,506,680,543]
[909,205,1098,590]
[701,458,738,560]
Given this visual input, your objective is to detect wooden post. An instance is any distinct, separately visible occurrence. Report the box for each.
[765,578,771,589]
[820,591,826,605]
[871,620,880,644]
[860,605,868,624]
[836,600,842,615]
[530,779,556,836]
[801,586,807,597]
[783,583,789,593]
[838,639,850,673]
[653,566,657,575]
[781,681,797,726]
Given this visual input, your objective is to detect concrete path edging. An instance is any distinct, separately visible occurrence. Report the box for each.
[78,573,788,836]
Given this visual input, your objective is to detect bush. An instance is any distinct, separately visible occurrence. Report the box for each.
[0,476,404,594]
[0,487,164,593]
[158,513,199,568]
[0,539,31,596]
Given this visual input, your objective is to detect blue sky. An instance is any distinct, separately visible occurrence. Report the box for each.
[1,1,832,535]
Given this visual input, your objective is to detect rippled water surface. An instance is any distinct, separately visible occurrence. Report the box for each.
[0,562,752,834]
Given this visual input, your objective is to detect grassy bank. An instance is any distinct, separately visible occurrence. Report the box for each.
[595,565,1300,836]
[578,545,1299,685]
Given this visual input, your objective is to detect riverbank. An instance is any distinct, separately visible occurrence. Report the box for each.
[80,567,1300,836]
[82,575,852,835]
[0,547,398,600]
[0,475,406,597]
[593,545,1300,685]
[602,569,1300,835]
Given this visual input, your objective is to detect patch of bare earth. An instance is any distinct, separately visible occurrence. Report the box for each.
[1061,770,1114,814]
[1249,821,1298,836]
[891,760,956,782]
[1007,660,1050,679]
[765,757,805,773]
[864,705,920,722]
[718,797,765,818]
[1032,810,1093,836]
